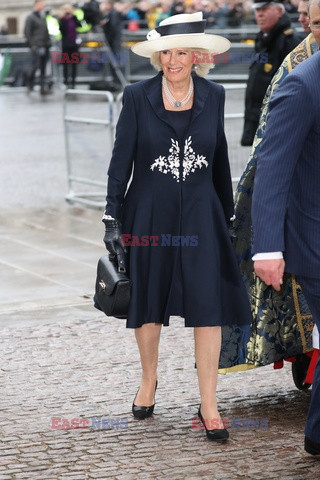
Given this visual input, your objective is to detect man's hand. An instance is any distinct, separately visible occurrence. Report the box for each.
[254,259,285,291]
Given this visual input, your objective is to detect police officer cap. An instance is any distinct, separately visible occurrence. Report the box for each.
[252,0,283,8]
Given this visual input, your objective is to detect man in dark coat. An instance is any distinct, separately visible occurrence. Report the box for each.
[251,51,320,455]
[24,0,51,95]
[82,0,101,28]
[99,1,125,85]
[100,1,123,60]
[240,0,300,146]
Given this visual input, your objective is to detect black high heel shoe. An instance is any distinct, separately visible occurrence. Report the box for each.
[132,381,158,419]
[198,406,229,441]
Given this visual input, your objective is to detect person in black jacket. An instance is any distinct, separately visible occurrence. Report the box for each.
[240,0,300,146]
[24,0,51,95]
[59,4,81,88]
[100,1,124,83]
[100,1,123,59]
[82,0,102,28]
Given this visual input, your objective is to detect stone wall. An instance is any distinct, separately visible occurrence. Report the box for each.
[0,0,66,34]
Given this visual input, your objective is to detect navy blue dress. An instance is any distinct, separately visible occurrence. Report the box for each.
[165,109,191,321]
[106,72,251,329]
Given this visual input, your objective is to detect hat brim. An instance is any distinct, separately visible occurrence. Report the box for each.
[131,33,231,58]
[252,2,270,8]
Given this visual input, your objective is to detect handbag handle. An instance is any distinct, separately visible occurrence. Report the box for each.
[111,248,126,274]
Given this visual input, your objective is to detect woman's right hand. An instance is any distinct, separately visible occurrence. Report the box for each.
[103,218,127,271]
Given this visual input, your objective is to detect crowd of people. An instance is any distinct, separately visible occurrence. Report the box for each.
[0,0,303,37]
[74,0,300,30]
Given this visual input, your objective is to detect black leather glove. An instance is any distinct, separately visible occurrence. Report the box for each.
[102,218,126,272]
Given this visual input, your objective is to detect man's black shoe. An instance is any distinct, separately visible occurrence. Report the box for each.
[305,436,320,455]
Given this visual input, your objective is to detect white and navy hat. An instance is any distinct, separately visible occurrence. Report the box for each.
[131,12,231,58]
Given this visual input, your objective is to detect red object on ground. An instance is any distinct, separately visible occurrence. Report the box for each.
[305,349,319,385]
[273,350,318,385]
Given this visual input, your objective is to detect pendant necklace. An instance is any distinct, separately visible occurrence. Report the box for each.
[162,75,193,108]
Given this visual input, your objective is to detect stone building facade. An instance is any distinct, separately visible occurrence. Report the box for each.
[0,0,65,35]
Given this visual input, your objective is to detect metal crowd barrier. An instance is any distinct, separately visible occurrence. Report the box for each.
[0,46,55,86]
[63,88,114,208]
[0,44,119,88]
[1,42,253,88]
[0,23,304,86]
[223,83,246,185]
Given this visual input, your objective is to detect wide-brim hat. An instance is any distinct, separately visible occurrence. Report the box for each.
[131,12,231,58]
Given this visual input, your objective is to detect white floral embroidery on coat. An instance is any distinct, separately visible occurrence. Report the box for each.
[183,136,208,181]
[150,136,208,182]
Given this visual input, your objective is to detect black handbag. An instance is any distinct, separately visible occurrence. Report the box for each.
[94,254,131,319]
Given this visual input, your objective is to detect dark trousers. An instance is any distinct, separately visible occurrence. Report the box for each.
[28,47,49,91]
[104,36,123,83]
[62,46,78,88]
[297,275,320,444]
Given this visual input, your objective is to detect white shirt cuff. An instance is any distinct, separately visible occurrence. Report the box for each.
[252,252,283,261]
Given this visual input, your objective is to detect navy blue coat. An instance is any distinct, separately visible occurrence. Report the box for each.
[106,72,251,328]
[252,52,320,278]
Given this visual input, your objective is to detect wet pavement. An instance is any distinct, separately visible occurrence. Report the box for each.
[0,87,319,479]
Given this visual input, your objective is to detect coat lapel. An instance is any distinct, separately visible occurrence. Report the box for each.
[190,74,211,125]
[143,72,171,129]
[143,72,211,134]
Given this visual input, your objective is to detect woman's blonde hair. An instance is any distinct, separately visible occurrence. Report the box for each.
[150,48,215,77]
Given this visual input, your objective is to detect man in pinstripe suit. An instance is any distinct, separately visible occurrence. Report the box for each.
[251,50,320,455]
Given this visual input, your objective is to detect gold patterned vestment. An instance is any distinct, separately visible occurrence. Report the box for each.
[219,34,318,372]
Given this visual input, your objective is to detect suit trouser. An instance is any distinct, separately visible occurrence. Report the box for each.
[61,46,78,87]
[297,276,320,443]
[105,36,123,83]
[28,47,49,90]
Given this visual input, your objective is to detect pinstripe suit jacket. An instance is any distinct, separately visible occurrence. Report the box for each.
[252,52,320,277]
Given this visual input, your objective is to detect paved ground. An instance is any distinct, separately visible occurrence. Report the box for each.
[0,87,319,479]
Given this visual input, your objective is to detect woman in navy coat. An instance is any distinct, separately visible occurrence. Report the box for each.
[102,12,251,440]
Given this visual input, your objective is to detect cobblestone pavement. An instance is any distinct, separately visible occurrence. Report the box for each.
[1,206,319,480]
[0,90,319,479]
